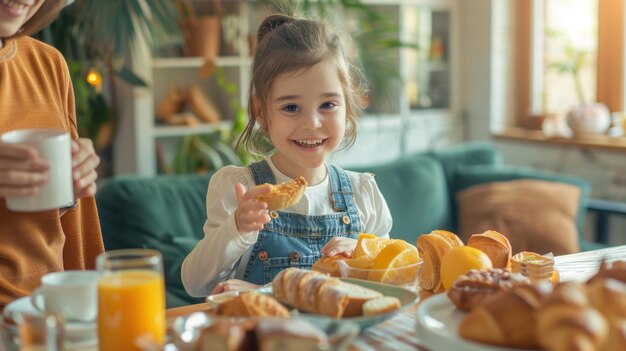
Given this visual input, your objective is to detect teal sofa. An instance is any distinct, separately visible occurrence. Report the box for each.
[96,142,600,307]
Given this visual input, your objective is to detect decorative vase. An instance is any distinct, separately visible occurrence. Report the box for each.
[179,16,221,59]
[565,102,611,136]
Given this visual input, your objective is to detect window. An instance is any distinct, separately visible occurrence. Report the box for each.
[516,0,624,126]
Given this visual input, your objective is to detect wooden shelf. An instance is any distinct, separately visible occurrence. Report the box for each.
[152,56,251,69]
[152,121,232,138]
[493,127,626,153]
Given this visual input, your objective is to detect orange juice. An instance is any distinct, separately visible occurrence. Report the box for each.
[98,270,165,351]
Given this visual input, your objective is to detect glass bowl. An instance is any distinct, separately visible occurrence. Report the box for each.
[337,258,424,293]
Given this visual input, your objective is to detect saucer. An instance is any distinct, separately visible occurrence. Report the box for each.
[3,296,98,347]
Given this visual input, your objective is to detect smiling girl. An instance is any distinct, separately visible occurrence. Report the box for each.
[182,14,392,297]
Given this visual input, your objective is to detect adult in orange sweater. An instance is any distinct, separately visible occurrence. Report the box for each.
[0,0,104,310]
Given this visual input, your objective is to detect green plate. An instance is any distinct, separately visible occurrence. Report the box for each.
[258,278,419,331]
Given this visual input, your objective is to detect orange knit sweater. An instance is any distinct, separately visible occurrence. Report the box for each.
[0,36,104,310]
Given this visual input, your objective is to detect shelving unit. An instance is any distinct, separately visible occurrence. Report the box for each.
[114,1,256,176]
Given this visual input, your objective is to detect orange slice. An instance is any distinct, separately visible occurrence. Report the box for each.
[367,240,420,283]
[353,236,391,261]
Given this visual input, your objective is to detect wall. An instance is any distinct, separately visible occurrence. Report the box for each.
[461,0,626,246]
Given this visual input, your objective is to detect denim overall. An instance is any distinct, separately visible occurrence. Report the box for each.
[242,160,362,285]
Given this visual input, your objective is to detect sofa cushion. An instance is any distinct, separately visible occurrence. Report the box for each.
[351,154,452,242]
[452,165,598,251]
[97,173,212,307]
[457,179,580,255]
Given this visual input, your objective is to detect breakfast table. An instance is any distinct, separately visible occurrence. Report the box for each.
[166,245,626,351]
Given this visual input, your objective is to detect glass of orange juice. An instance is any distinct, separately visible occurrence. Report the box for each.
[96,249,166,351]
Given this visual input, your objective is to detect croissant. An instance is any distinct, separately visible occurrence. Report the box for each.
[537,282,609,351]
[256,176,307,211]
[586,278,626,351]
[417,230,463,293]
[467,230,512,269]
[458,284,543,349]
[588,260,626,285]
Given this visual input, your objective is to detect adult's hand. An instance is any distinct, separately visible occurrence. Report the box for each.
[0,142,49,198]
[71,138,100,199]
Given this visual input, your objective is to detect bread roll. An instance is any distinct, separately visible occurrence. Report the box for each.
[256,176,307,210]
[417,230,463,292]
[459,285,543,349]
[430,230,464,247]
[467,230,512,269]
[271,268,382,318]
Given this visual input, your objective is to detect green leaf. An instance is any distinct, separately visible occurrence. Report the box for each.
[116,67,148,87]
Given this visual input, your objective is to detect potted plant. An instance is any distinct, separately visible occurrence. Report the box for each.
[547,31,611,136]
[176,0,223,59]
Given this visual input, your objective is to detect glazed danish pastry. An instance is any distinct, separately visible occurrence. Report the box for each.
[256,176,308,210]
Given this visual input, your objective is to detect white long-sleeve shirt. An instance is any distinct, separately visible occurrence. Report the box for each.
[181,159,392,297]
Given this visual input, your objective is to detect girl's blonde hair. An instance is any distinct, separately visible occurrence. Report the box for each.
[10,0,65,38]
[236,14,368,159]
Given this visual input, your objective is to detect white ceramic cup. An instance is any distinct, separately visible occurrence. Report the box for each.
[0,129,74,212]
[30,270,100,322]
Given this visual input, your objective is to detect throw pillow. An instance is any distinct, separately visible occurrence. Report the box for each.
[456,179,580,255]
[453,165,590,240]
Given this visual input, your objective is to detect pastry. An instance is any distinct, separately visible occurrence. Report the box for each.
[196,319,256,351]
[467,230,512,269]
[256,176,307,211]
[416,230,463,293]
[587,259,626,284]
[272,268,382,318]
[256,318,329,351]
[311,255,343,277]
[213,291,290,318]
[459,284,544,349]
[511,251,555,285]
[447,268,531,310]
[537,282,609,351]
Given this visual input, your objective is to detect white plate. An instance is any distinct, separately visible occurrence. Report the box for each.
[3,296,98,347]
[415,293,540,351]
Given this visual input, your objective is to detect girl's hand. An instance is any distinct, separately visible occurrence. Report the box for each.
[210,279,262,295]
[321,237,358,258]
[0,143,49,198]
[71,138,100,199]
[234,183,272,233]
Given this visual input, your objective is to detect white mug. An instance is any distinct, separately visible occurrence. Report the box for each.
[1,129,74,212]
[30,270,100,322]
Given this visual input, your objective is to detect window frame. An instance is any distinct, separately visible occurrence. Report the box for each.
[515,0,624,127]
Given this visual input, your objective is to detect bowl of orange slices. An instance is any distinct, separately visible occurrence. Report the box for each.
[336,234,424,292]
